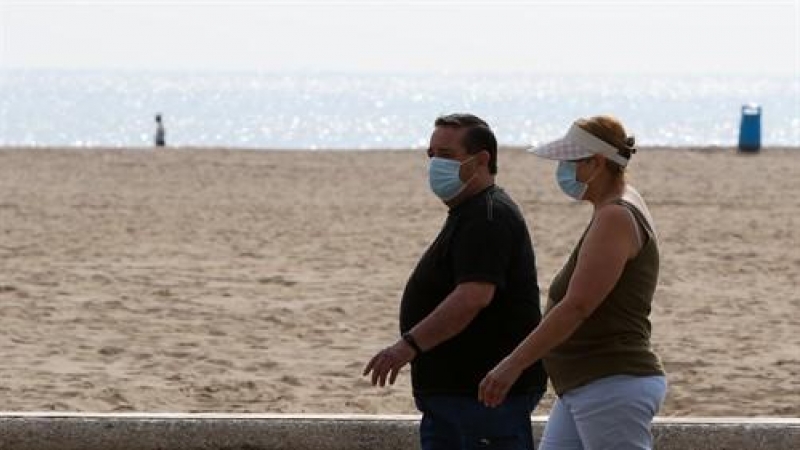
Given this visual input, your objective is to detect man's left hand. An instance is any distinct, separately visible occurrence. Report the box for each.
[363,339,416,387]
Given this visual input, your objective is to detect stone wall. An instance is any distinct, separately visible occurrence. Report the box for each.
[0,413,798,450]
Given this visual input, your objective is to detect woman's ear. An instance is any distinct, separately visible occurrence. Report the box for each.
[583,155,605,174]
[579,155,603,183]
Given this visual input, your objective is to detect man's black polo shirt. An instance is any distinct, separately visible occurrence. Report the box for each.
[399,185,547,396]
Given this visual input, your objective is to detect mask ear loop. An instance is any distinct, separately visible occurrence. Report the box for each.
[462,149,491,178]
[459,155,479,184]
[446,155,482,202]
[579,156,602,186]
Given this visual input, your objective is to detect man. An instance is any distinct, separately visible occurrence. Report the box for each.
[154,114,166,147]
[364,114,547,450]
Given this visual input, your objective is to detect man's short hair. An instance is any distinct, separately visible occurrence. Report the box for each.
[434,113,498,174]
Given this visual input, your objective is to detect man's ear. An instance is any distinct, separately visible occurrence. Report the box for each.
[479,150,491,168]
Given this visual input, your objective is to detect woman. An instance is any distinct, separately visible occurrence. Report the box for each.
[478,116,666,449]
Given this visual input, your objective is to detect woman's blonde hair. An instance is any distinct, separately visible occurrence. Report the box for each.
[576,115,636,176]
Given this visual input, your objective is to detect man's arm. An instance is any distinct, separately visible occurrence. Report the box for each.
[407,281,494,351]
[364,207,511,387]
[363,281,494,387]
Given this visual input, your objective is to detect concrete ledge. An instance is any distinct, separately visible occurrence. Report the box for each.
[0,413,798,450]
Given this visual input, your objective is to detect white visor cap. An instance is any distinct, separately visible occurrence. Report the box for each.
[529,122,629,167]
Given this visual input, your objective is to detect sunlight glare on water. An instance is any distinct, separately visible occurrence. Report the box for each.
[0,70,797,149]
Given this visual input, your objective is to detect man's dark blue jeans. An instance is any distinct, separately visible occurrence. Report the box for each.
[414,391,545,450]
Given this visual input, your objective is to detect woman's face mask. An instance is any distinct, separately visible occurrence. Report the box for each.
[428,156,475,201]
[556,160,588,200]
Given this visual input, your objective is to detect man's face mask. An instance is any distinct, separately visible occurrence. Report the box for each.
[428,156,475,201]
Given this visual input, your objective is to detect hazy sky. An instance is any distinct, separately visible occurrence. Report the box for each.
[1,0,798,74]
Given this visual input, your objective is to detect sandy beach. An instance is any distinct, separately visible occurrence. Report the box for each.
[0,146,798,417]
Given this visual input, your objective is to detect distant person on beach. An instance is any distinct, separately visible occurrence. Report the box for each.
[154,114,166,147]
[364,113,547,450]
[478,116,667,450]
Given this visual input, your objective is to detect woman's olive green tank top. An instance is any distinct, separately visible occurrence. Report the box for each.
[544,199,664,396]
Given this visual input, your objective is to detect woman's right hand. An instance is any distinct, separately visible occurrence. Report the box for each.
[478,357,523,408]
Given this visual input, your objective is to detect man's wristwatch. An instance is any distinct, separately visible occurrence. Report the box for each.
[401,332,423,355]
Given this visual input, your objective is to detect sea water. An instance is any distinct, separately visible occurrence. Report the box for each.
[1,70,798,149]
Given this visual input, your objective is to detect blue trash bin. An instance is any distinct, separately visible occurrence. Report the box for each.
[738,104,761,152]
